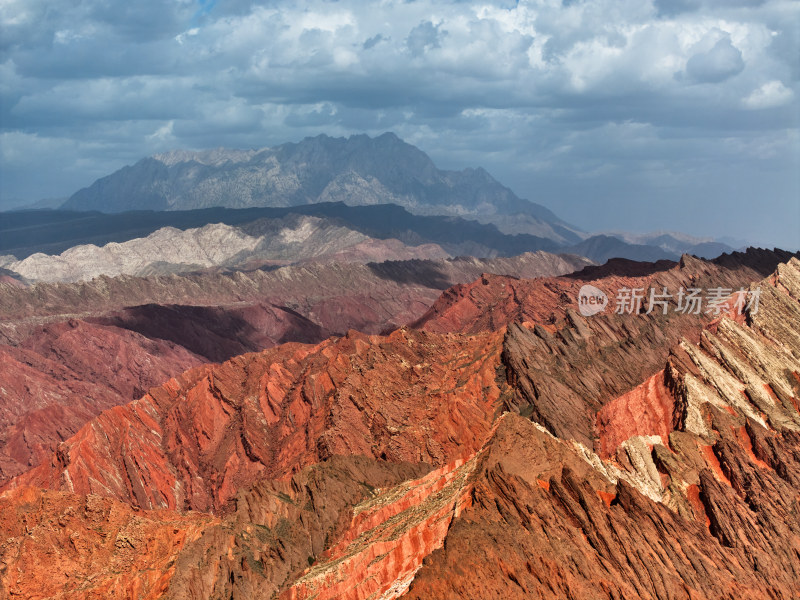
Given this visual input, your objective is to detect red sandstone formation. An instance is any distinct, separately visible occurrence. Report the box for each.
[8,328,506,513]
[0,485,217,600]
[0,252,798,599]
[282,458,476,600]
[404,414,800,599]
[162,456,433,599]
[596,370,676,458]
[0,252,586,483]
[0,320,202,484]
[0,253,586,483]
[403,258,800,598]
[413,250,794,334]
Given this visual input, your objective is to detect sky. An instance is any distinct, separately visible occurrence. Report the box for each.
[1,0,798,249]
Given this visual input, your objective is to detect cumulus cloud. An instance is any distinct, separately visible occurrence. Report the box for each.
[685,35,745,83]
[407,21,446,57]
[743,80,794,109]
[0,0,798,247]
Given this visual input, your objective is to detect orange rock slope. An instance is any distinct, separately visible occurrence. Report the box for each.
[0,251,586,486]
[8,328,506,514]
[0,485,217,600]
[1,251,799,599]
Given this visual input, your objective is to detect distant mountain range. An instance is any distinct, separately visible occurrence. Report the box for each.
[0,203,564,262]
[0,215,451,283]
[4,133,742,271]
[61,133,582,244]
[604,231,738,259]
[1,201,743,280]
[566,234,735,264]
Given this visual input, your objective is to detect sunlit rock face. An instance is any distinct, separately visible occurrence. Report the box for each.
[0,251,588,486]
[1,252,799,599]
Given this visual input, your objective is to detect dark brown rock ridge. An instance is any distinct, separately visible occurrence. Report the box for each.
[165,456,434,600]
[402,256,800,599]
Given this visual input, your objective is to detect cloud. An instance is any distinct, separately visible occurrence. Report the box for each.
[362,34,386,50]
[407,20,446,57]
[743,80,794,109]
[685,35,745,83]
[147,120,175,143]
[0,0,798,247]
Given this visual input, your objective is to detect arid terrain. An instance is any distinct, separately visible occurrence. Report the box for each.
[3,0,798,595]
[0,250,589,485]
[1,244,797,599]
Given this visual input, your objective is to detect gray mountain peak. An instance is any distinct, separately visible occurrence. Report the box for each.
[63,133,581,243]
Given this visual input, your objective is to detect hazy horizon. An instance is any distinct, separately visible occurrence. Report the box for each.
[1,0,798,249]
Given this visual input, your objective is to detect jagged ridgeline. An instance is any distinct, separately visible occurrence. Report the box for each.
[2,251,799,598]
[61,133,582,244]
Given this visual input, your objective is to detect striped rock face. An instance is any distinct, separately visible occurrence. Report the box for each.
[0,251,588,487]
[1,252,799,599]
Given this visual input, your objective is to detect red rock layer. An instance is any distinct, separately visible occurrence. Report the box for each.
[0,486,216,600]
[596,370,676,458]
[283,458,475,600]
[0,301,330,486]
[0,320,202,484]
[162,456,432,600]
[7,328,506,513]
[404,414,800,599]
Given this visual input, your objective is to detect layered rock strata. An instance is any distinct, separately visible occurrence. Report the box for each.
[1,255,798,598]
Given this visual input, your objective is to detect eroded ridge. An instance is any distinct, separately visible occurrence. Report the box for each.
[2,256,799,599]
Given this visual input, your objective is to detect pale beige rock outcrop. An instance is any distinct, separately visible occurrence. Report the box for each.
[5,217,387,283]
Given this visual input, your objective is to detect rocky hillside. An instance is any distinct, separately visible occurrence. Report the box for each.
[0,251,591,323]
[1,251,798,598]
[11,328,504,513]
[402,257,800,599]
[0,252,589,484]
[60,133,582,244]
[0,204,549,260]
[413,248,796,335]
[1,215,448,283]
